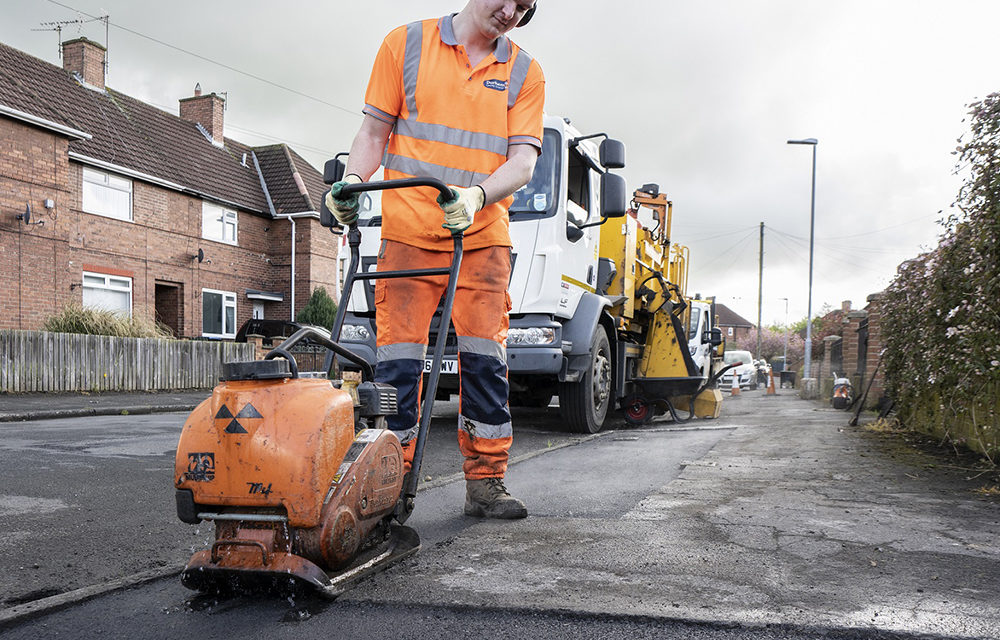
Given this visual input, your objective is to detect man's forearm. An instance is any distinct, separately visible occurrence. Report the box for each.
[479,144,538,205]
[344,115,394,181]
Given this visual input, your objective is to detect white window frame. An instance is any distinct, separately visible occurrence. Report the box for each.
[202,201,238,245]
[202,288,237,339]
[82,167,133,222]
[82,271,133,316]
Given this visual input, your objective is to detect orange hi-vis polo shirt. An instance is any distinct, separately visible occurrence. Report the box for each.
[362,14,545,252]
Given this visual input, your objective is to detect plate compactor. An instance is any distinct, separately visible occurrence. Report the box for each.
[174,177,462,597]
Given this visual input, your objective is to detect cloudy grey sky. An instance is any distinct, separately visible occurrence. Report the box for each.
[3,0,994,325]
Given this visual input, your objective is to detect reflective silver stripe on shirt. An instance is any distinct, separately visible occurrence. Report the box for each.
[383,153,490,188]
[395,118,508,156]
[377,342,427,362]
[459,415,513,440]
[509,135,542,149]
[507,49,534,109]
[458,336,506,362]
[363,104,397,126]
[403,21,423,116]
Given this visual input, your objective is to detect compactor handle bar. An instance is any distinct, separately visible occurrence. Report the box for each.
[338,176,454,203]
[325,176,464,519]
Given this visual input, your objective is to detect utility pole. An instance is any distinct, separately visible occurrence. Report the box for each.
[756,222,763,360]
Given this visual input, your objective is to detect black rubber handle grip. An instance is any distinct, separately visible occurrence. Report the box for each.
[340,177,453,201]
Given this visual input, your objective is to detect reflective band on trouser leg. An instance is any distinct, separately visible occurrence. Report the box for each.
[457,351,512,479]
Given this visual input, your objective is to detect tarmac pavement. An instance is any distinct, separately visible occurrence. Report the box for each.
[1,387,998,638]
[0,389,212,422]
[354,391,1000,639]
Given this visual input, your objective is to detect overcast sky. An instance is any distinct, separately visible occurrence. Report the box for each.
[3,0,995,326]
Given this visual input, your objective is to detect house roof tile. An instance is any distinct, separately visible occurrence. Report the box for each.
[715,303,754,328]
[0,40,324,217]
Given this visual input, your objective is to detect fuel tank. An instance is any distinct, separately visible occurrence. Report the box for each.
[174,377,357,528]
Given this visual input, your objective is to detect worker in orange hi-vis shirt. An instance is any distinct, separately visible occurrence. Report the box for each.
[325,0,544,520]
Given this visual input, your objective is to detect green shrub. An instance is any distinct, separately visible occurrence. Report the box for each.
[43,305,174,339]
[881,93,1000,460]
[296,287,338,329]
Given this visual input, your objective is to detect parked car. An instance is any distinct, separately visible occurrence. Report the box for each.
[720,350,757,390]
[234,319,328,343]
[234,319,331,372]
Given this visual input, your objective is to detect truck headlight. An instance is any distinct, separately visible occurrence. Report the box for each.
[341,324,371,342]
[508,327,555,346]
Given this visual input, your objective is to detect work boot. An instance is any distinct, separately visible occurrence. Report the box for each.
[464,477,527,519]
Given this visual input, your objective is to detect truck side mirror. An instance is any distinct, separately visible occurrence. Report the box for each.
[321,155,350,228]
[323,157,346,184]
[320,199,335,228]
[600,172,627,218]
[707,327,723,346]
[599,139,625,169]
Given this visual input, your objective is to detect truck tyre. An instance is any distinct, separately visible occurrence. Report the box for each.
[559,325,611,434]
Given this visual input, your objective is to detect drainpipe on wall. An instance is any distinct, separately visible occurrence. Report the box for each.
[252,151,319,321]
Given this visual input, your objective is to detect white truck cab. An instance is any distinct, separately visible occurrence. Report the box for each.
[330,115,718,432]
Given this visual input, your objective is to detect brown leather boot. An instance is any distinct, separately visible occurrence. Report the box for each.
[464,477,527,519]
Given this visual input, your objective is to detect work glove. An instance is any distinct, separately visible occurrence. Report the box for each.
[324,173,363,226]
[438,185,485,233]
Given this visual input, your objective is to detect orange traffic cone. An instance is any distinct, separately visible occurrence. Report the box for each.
[730,372,741,396]
[766,368,776,395]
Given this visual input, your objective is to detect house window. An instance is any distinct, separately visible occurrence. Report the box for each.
[727,327,734,336]
[82,167,133,221]
[202,201,238,245]
[202,289,237,338]
[252,302,264,319]
[82,271,132,316]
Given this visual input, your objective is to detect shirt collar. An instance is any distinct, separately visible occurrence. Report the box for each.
[438,14,512,63]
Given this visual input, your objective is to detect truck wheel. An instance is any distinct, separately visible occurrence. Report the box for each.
[559,326,611,434]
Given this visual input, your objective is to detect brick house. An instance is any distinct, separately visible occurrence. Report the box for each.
[714,303,754,346]
[0,37,338,339]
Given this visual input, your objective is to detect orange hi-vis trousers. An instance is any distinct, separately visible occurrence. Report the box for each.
[373,240,512,480]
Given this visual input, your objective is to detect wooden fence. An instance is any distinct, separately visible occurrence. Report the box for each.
[0,330,255,393]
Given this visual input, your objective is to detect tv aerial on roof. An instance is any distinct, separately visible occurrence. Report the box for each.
[34,13,109,73]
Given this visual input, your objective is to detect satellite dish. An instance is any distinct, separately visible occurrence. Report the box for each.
[16,204,30,224]
[197,248,205,263]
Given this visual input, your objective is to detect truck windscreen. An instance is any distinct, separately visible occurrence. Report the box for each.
[509,129,559,219]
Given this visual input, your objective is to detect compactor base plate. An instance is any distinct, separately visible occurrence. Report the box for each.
[181,524,420,599]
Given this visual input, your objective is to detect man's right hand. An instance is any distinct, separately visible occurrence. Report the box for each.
[325,174,364,226]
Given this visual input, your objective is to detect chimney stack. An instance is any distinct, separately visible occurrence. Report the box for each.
[62,37,106,90]
[179,84,226,145]
[841,300,852,313]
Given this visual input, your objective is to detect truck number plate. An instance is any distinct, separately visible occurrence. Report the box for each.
[424,358,458,374]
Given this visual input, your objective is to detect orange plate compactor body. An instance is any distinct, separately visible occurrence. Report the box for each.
[174,376,404,590]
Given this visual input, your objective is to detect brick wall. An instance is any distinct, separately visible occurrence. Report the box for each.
[1,116,339,338]
[178,93,224,144]
[842,310,866,381]
[0,119,74,329]
[61,38,105,90]
[864,293,886,404]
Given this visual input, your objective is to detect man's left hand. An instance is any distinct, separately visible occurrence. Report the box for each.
[438,185,485,233]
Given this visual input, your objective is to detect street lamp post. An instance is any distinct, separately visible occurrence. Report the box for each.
[779,297,789,371]
[787,138,818,379]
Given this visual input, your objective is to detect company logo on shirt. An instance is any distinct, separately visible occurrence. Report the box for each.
[483,79,508,92]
